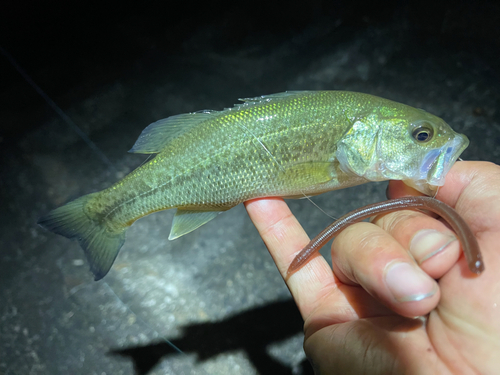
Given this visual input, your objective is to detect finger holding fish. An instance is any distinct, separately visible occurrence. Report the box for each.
[246,195,458,323]
[330,210,461,318]
[248,161,500,374]
[287,190,482,318]
[245,197,395,323]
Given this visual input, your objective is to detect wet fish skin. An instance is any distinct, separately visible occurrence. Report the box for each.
[38,91,469,280]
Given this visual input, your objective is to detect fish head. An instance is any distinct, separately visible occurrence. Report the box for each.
[336,106,469,195]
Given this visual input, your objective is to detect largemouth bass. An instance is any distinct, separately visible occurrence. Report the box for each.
[38,91,469,280]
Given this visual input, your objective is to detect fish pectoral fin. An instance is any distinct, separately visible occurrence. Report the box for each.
[168,209,221,240]
[283,161,336,185]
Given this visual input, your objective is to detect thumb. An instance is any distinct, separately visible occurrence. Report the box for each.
[388,161,500,234]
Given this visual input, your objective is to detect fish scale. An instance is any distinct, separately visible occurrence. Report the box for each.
[38,91,469,280]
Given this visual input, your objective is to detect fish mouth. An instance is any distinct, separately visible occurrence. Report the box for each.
[421,133,469,186]
[405,133,469,195]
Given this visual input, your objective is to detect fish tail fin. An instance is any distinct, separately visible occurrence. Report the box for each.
[37,193,126,281]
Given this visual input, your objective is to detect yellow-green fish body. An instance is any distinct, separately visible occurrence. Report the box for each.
[39,91,469,279]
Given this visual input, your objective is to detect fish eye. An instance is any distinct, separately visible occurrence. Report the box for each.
[412,124,434,143]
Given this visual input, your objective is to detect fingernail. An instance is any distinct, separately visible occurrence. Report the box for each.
[385,262,437,302]
[410,230,457,264]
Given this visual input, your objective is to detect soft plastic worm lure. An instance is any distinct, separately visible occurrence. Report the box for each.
[287,196,484,276]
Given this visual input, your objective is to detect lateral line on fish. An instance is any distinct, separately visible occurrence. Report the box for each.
[100,125,267,221]
[234,122,337,220]
[0,45,117,173]
[101,122,335,224]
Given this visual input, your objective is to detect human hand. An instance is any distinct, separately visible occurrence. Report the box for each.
[245,161,500,374]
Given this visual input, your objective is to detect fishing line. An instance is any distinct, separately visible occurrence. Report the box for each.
[1,46,201,368]
[101,281,186,355]
[433,186,440,199]
[234,122,337,220]
[432,156,465,199]
[67,278,187,356]
[0,46,117,173]
[67,278,222,374]
[137,153,156,168]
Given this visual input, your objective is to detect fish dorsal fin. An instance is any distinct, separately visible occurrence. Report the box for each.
[234,91,314,110]
[129,111,216,154]
[130,91,315,154]
[168,209,221,240]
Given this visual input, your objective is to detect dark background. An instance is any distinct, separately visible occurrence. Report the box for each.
[1,1,499,374]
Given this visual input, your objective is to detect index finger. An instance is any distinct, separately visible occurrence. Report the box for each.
[244,197,340,320]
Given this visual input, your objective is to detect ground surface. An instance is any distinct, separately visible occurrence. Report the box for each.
[1,1,499,374]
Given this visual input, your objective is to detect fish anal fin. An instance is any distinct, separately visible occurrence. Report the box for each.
[168,209,221,240]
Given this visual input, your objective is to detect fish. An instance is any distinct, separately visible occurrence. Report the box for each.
[38,91,469,280]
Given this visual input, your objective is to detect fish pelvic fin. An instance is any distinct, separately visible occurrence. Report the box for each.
[168,209,221,240]
[37,193,126,281]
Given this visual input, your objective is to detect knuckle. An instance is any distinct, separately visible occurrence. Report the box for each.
[375,210,427,236]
